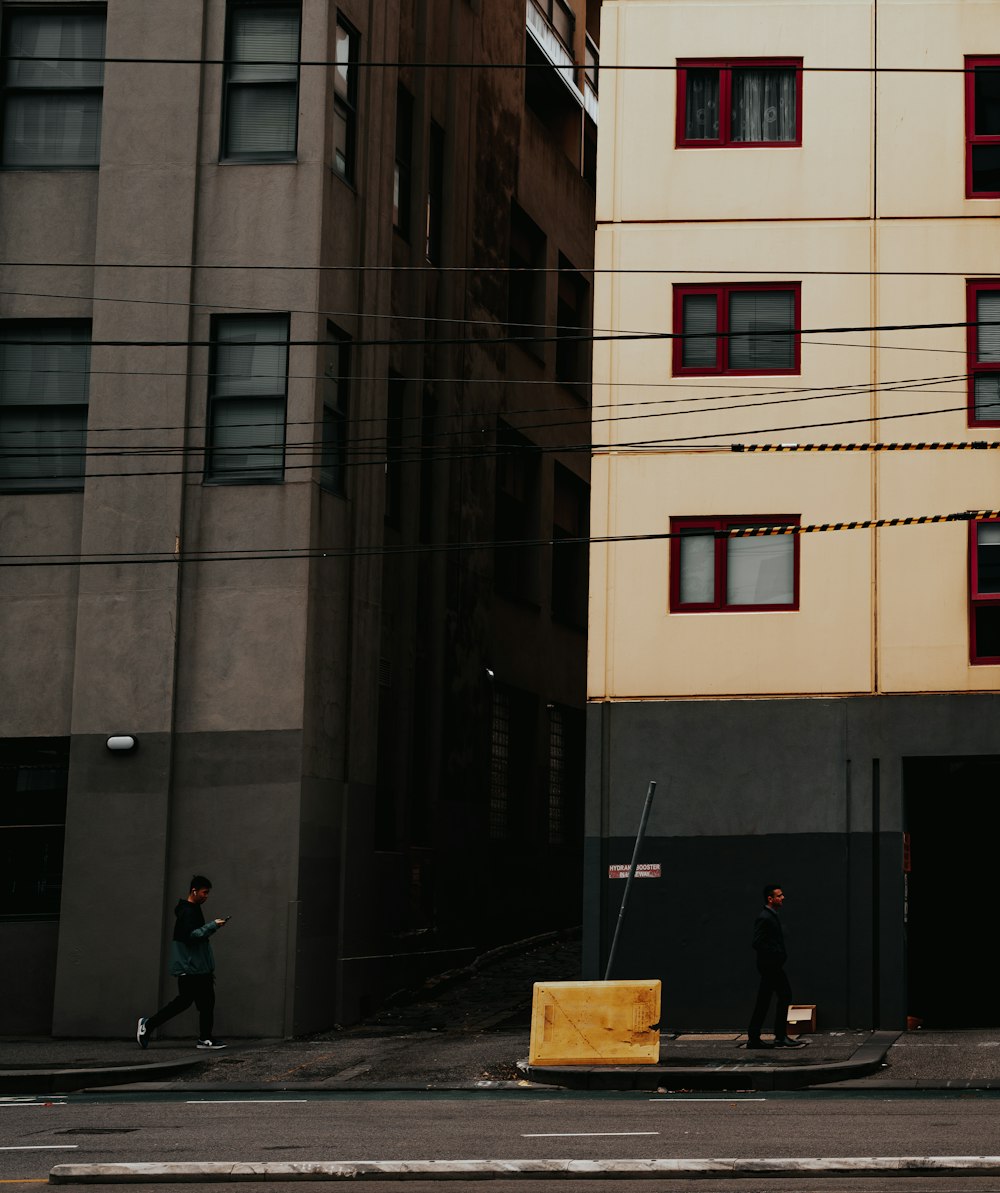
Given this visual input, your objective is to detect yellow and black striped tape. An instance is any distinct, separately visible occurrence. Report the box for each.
[731,441,1000,452]
[727,511,1000,537]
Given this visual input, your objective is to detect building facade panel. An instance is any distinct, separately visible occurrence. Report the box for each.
[603,0,872,223]
[1,0,596,1034]
[588,0,1000,1029]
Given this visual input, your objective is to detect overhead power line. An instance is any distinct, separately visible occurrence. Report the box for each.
[2,55,989,73]
[4,261,1000,277]
[2,400,994,484]
[0,372,970,455]
[0,316,991,352]
[3,509,998,570]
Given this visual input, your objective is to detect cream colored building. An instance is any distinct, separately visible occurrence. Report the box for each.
[585,0,1000,1029]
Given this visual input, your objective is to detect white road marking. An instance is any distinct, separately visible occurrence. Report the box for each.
[522,1131,660,1138]
[185,1099,309,1104]
[0,1104,66,1109]
[650,1097,767,1102]
[0,1146,78,1151]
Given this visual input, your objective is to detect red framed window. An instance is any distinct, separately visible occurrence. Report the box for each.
[970,520,1000,663]
[967,280,1000,424]
[669,516,800,612]
[966,57,1000,198]
[673,283,800,376]
[677,59,802,148]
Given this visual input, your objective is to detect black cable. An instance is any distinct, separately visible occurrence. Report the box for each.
[3,508,997,570]
[0,315,992,351]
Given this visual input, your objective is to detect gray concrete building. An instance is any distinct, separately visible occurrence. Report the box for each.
[1,0,598,1036]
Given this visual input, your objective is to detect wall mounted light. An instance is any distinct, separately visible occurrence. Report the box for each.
[106,735,138,752]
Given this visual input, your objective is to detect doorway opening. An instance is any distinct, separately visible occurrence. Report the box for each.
[904,756,1000,1027]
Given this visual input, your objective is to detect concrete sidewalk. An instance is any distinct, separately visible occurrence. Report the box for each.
[4,933,1000,1094]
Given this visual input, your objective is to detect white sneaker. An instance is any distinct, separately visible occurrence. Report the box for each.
[196,1039,227,1050]
[136,1017,149,1049]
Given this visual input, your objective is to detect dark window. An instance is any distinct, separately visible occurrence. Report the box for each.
[970,520,1000,663]
[1,7,105,167]
[425,120,445,264]
[551,463,589,629]
[670,515,800,612]
[507,203,546,351]
[968,281,1000,424]
[206,314,289,483]
[966,57,1000,198]
[489,684,536,842]
[0,320,90,492]
[547,703,583,846]
[673,283,800,376]
[677,59,802,147]
[332,14,358,181]
[393,85,413,240]
[221,1,301,161]
[320,322,350,494]
[583,113,597,189]
[495,421,540,603]
[556,256,590,395]
[0,738,68,920]
[384,372,404,528]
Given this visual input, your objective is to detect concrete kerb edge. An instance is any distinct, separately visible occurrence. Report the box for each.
[516,1030,902,1092]
[48,1156,1000,1183]
[0,1058,206,1096]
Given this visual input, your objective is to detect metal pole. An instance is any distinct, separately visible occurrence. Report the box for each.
[604,779,657,981]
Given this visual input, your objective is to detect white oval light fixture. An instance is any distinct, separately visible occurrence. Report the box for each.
[106,735,137,752]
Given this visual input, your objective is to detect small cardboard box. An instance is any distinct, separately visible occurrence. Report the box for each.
[787,1003,817,1033]
[528,979,661,1066]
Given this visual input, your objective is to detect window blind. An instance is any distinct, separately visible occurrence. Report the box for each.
[728,290,795,370]
[726,534,794,605]
[681,293,718,368]
[977,292,1000,361]
[224,5,299,157]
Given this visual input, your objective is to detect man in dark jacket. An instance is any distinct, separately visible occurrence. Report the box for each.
[136,875,229,1050]
[746,884,807,1049]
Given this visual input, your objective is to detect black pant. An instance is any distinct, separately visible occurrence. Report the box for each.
[145,974,215,1040]
[748,961,791,1041]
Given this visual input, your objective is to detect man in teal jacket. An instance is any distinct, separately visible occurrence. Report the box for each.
[137,875,229,1050]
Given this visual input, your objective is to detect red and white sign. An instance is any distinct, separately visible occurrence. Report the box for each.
[608,863,661,879]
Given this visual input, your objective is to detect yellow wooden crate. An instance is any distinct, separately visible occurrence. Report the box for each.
[528,979,661,1065]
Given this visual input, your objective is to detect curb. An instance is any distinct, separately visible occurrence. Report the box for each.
[516,1031,900,1092]
[0,1057,206,1096]
[49,1155,1000,1183]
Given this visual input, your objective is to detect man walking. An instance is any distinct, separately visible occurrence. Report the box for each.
[746,883,807,1049]
[137,875,228,1050]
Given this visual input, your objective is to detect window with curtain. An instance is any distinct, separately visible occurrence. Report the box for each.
[670,516,799,612]
[332,14,358,181]
[0,321,90,492]
[678,59,801,147]
[966,57,1000,198]
[970,520,1000,662]
[1,8,106,167]
[207,314,289,482]
[968,283,1000,424]
[221,2,300,161]
[674,283,799,375]
[321,322,350,495]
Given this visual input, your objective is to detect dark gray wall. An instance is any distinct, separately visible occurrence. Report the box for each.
[2,921,60,1034]
[584,694,1000,1030]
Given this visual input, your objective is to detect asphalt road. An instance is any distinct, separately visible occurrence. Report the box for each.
[3,1089,1000,1190]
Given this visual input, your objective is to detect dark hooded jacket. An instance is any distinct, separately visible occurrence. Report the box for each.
[168,898,220,977]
